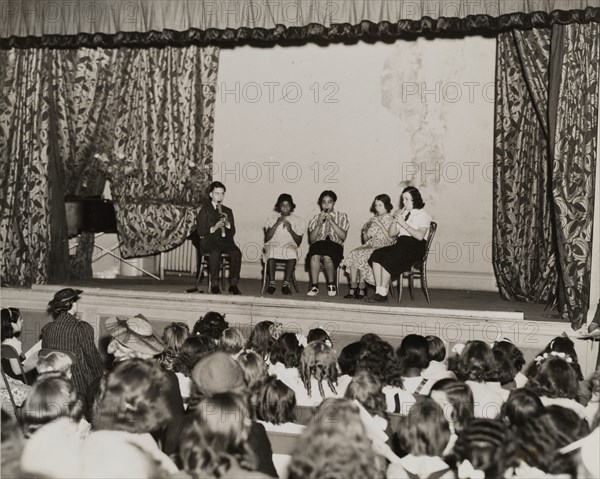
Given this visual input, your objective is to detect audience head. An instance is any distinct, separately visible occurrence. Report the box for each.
[528,356,579,400]
[370,194,393,215]
[299,341,339,399]
[356,340,403,388]
[93,359,172,434]
[307,327,332,347]
[21,373,83,438]
[274,193,296,214]
[513,406,588,476]
[189,352,247,407]
[246,320,275,360]
[451,419,515,479]
[105,314,165,362]
[218,327,246,356]
[287,398,386,479]
[360,333,382,345]
[397,334,429,372]
[451,340,499,383]
[160,321,190,370]
[499,387,545,427]
[430,378,474,435]
[36,351,73,378]
[236,350,269,392]
[345,370,387,419]
[401,397,451,457]
[162,321,190,354]
[1,307,22,341]
[491,339,525,376]
[1,409,24,479]
[338,341,366,377]
[255,376,297,425]
[270,332,304,368]
[180,392,256,478]
[172,335,217,377]
[425,335,446,362]
[47,288,82,319]
[192,311,228,341]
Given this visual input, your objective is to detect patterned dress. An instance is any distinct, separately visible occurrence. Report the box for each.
[341,213,394,285]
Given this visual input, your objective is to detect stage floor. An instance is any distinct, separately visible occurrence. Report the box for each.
[58,274,562,324]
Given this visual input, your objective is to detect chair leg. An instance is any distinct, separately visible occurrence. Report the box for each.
[335,266,340,295]
[220,260,226,292]
[408,274,415,300]
[421,270,431,304]
[398,276,403,303]
[195,257,205,289]
[389,279,395,298]
[261,261,268,295]
[291,270,300,293]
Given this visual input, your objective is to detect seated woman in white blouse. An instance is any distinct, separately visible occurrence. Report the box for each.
[367,186,431,303]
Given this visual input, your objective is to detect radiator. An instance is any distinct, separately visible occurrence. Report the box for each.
[159,239,197,279]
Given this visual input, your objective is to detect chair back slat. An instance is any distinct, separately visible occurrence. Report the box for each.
[1,344,28,383]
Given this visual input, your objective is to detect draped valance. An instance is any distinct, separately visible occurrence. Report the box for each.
[1,0,599,48]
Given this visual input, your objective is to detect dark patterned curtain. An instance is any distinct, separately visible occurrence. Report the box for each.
[0,49,53,286]
[493,29,557,303]
[550,23,599,330]
[494,25,599,329]
[0,46,218,285]
[93,46,217,258]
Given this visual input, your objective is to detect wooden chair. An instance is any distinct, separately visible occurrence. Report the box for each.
[190,240,231,292]
[390,221,437,303]
[261,258,300,295]
[1,345,28,384]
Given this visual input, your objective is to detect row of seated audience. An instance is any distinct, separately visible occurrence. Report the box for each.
[1,299,599,479]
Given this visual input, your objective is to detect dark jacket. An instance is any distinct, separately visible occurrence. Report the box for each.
[196,202,236,244]
[40,312,104,396]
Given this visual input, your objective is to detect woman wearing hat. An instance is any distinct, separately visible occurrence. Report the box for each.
[41,288,104,397]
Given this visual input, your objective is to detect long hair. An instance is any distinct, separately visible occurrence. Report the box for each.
[160,322,190,370]
[172,335,217,377]
[355,340,404,388]
[401,397,451,457]
[21,373,83,438]
[192,312,228,340]
[270,332,303,369]
[255,376,297,425]
[430,378,474,435]
[219,327,246,355]
[180,393,256,478]
[345,370,387,419]
[299,341,339,399]
[93,359,172,434]
[338,341,366,376]
[397,334,429,372]
[246,321,274,360]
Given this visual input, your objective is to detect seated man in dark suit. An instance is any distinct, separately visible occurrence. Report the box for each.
[196,181,242,295]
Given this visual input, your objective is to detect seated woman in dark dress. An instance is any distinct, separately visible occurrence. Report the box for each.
[306,190,349,297]
[368,186,431,303]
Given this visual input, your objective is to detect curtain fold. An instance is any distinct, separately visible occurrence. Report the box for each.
[1,2,598,48]
[550,23,599,330]
[493,29,557,303]
[0,49,53,286]
[94,45,217,258]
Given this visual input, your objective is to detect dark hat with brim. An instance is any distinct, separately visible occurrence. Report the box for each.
[53,288,83,303]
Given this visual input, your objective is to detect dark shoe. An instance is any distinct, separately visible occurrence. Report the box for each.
[344,288,357,299]
[210,286,221,294]
[367,293,388,303]
[267,285,276,295]
[281,284,292,295]
[228,285,242,295]
[357,288,367,299]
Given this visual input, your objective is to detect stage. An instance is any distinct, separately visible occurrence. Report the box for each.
[2,276,597,376]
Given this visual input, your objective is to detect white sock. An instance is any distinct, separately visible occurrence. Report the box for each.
[376,286,388,296]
